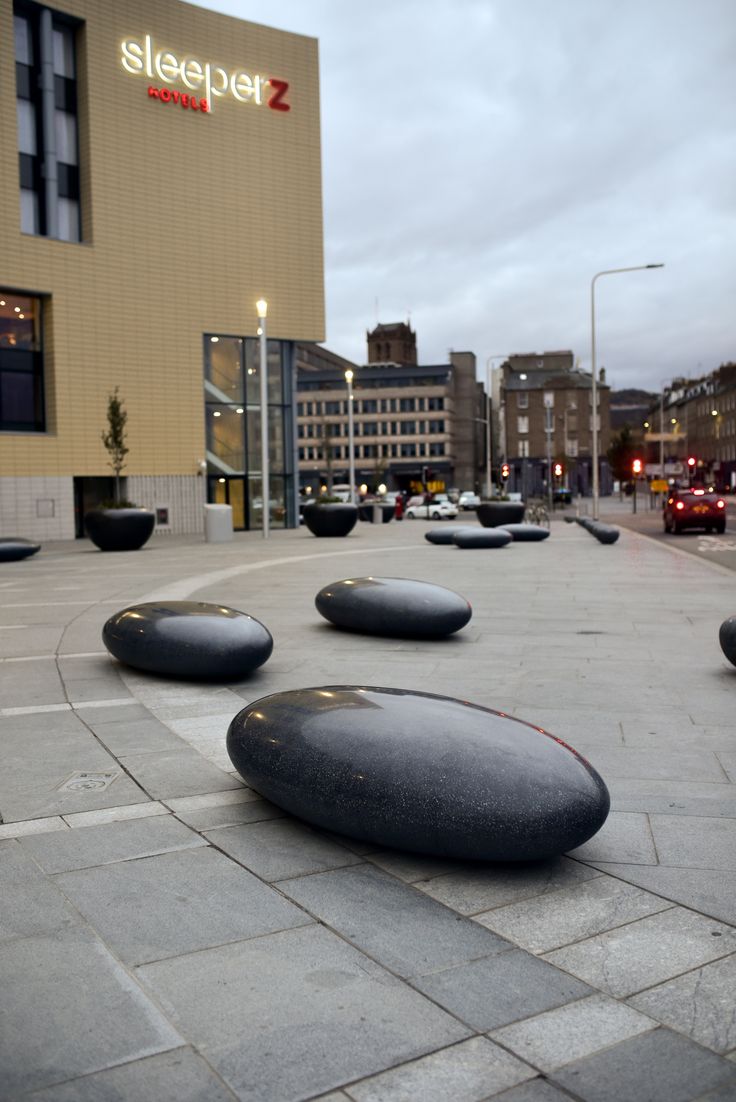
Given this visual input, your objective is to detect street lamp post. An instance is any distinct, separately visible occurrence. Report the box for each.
[590,264,664,519]
[345,369,356,504]
[256,297,269,538]
[485,355,507,499]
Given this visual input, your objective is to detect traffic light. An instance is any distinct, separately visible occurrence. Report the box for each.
[687,456,696,469]
[553,462,563,478]
[500,462,510,481]
[632,458,643,476]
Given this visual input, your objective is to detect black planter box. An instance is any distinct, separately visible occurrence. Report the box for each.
[84,508,155,551]
[302,503,359,538]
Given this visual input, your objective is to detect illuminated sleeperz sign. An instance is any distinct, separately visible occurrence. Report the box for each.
[120,35,290,113]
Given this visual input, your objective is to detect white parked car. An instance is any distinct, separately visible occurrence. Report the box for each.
[458,491,481,510]
[405,499,459,520]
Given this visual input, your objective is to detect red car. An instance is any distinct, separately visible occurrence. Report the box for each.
[663,488,726,534]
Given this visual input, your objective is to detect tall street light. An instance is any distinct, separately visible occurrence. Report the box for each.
[256,297,269,539]
[590,264,664,519]
[345,369,356,504]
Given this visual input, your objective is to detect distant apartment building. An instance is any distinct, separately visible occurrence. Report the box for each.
[296,328,485,494]
[498,351,612,497]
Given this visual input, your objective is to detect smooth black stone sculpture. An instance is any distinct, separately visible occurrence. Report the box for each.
[315,577,471,637]
[591,523,620,545]
[476,502,525,528]
[499,523,550,542]
[226,686,610,861]
[84,508,155,551]
[0,538,41,562]
[719,616,736,667]
[303,503,358,537]
[424,527,475,545]
[102,601,273,680]
[453,528,512,549]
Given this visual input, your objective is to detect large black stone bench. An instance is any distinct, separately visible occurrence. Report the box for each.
[315,577,471,637]
[0,538,41,562]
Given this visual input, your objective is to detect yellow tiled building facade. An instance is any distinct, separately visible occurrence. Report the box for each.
[0,0,324,537]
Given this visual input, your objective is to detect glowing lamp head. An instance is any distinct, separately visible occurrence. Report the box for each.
[255,298,268,319]
[345,369,354,382]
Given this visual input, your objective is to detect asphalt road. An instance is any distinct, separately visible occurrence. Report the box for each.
[600,499,736,573]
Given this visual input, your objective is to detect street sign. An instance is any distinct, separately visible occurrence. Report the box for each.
[650,479,669,492]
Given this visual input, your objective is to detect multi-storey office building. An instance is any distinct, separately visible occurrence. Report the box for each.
[1,0,324,537]
[296,344,486,495]
[499,351,612,497]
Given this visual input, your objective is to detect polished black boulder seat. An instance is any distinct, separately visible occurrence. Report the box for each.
[315,577,471,638]
[577,517,620,545]
[84,508,155,551]
[453,528,512,549]
[0,538,41,562]
[719,615,736,667]
[476,502,525,528]
[103,601,273,680]
[302,503,358,537]
[227,686,610,861]
[499,523,550,542]
[424,527,475,545]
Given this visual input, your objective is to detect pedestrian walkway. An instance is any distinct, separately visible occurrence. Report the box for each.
[1,514,735,1100]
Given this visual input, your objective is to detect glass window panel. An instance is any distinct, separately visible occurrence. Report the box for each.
[206,336,243,402]
[247,474,263,529]
[55,110,77,164]
[268,475,286,528]
[0,371,36,425]
[206,406,245,473]
[267,340,283,403]
[17,100,37,155]
[52,26,75,77]
[246,406,283,471]
[0,294,40,349]
[57,197,80,242]
[19,188,39,235]
[14,16,32,64]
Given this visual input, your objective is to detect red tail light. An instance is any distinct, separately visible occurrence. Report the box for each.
[667,497,674,504]
[717,499,725,509]
[676,502,685,510]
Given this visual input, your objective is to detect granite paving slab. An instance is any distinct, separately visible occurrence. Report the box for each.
[417,858,601,915]
[55,846,312,965]
[205,817,363,881]
[544,907,736,997]
[19,815,205,873]
[648,813,736,871]
[0,839,79,941]
[567,811,658,864]
[116,747,243,799]
[277,864,512,978]
[344,1036,535,1102]
[411,948,592,1032]
[137,924,471,1102]
[606,777,736,818]
[0,925,182,1097]
[628,954,736,1053]
[176,795,286,831]
[584,863,736,927]
[88,717,189,756]
[550,1027,736,1102]
[489,994,656,1072]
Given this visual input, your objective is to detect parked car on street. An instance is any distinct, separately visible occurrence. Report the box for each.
[405,498,459,520]
[458,491,481,510]
[663,487,726,533]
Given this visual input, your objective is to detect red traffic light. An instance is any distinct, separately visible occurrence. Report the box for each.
[553,462,563,478]
[687,456,696,468]
[632,458,643,475]
[501,463,510,480]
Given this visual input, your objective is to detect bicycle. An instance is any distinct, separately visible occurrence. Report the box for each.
[524,500,550,528]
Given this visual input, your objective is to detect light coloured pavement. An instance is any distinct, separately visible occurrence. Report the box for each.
[1,510,735,1101]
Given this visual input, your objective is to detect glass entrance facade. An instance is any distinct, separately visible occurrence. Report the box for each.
[204,334,295,530]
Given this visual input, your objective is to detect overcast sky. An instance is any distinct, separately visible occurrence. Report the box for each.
[195,0,734,391]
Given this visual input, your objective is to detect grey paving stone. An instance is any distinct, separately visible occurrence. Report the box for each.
[550,1027,736,1102]
[19,815,205,873]
[418,858,601,915]
[544,907,736,998]
[475,875,672,954]
[56,846,312,965]
[628,954,736,1053]
[567,811,658,864]
[718,751,736,782]
[608,778,736,818]
[484,1081,575,1102]
[206,817,362,881]
[137,923,471,1102]
[590,862,736,926]
[89,717,188,755]
[649,814,736,872]
[64,679,130,702]
[117,747,243,799]
[411,948,592,1031]
[345,1036,535,1101]
[277,864,511,978]
[74,701,151,724]
[0,839,79,941]
[25,1047,236,1101]
[176,795,286,831]
[579,747,728,783]
[0,720,148,822]
[490,994,656,1071]
[366,851,462,883]
[0,925,182,1096]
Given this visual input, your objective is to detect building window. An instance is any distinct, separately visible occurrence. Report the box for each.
[361,399,377,414]
[15,4,82,242]
[567,440,578,457]
[429,442,444,457]
[400,421,416,435]
[360,422,378,436]
[517,416,529,434]
[518,440,530,457]
[428,419,445,434]
[0,291,45,432]
[324,400,342,415]
[517,392,529,409]
[363,444,377,458]
[427,396,444,411]
[400,443,417,457]
[399,397,415,412]
[544,391,554,408]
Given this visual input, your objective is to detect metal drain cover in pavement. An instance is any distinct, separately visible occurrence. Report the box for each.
[57,771,121,792]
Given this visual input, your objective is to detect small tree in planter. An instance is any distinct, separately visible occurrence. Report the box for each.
[84,389,154,551]
[101,387,130,506]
